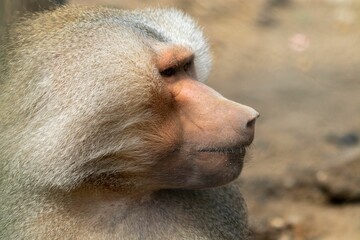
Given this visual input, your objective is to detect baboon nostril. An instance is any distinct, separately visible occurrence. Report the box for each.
[246,118,256,128]
[246,113,259,129]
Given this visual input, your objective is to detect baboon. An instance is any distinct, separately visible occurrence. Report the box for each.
[0,6,258,240]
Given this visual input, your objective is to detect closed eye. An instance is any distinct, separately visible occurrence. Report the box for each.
[159,56,194,78]
[160,67,177,77]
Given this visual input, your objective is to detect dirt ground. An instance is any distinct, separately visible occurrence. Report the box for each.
[69,0,360,239]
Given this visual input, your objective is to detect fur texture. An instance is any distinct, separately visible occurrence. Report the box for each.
[0,6,250,239]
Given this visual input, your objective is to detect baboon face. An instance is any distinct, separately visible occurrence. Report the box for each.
[84,43,259,190]
[146,46,259,189]
[3,8,258,191]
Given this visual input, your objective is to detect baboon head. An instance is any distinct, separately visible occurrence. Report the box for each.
[1,7,258,193]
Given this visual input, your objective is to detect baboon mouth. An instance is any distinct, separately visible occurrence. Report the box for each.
[198,146,246,156]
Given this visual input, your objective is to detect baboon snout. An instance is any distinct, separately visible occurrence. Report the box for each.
[174,80,259,146]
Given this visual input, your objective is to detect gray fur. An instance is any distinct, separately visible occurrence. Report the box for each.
[0,6,249,239]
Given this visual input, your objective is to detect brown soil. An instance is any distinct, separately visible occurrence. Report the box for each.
[70,1,360,239]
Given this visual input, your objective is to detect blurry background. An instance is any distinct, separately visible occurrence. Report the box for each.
[1,0,360,239]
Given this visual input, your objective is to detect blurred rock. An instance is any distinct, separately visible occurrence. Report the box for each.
[270,217,287,229]
[250,215,305,240]
[243,147,360,205]
[316,147,360,203]
[326,131,359,147]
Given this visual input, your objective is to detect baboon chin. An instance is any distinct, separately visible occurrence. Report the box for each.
[0,6,258,240]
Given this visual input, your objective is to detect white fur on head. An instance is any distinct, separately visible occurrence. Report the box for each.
[126,8,212,82]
